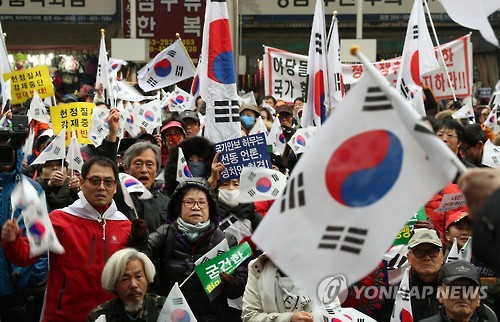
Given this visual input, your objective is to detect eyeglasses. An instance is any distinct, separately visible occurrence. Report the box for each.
[182,199,209,209]
[437,132,458,139]
[410,248,441,258]
[85,177,117,188]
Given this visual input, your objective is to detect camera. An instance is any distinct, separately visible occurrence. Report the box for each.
[0,115,29,167]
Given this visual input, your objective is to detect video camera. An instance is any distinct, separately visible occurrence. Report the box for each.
[0,115,29,167]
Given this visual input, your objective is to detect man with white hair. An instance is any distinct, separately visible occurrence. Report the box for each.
[87,248,166,322]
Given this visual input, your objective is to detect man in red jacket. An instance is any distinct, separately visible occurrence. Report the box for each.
[1,156,132,322]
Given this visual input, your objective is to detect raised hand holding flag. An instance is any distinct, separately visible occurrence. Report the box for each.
[31,128,67,165]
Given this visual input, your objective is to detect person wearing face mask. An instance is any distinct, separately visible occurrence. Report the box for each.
[239,104,261,136]
[217,178,263,321]
[163,136,223,197]
[159,119,186,167]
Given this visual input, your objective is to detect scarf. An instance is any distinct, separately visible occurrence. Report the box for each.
[259,260,313,314]
[177,217,211,242]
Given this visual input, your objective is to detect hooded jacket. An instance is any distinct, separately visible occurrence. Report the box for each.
[2,192,131,322]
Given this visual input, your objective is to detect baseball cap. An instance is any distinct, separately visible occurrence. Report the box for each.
[87,89,97,98]
[160,120,185,135]
[178,110,200,124]
[438,260,480,286]
[276,105,293,116]
[408,228,442,249]
[445,211,471,230]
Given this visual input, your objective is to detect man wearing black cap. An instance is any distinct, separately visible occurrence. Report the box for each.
[420,260,496,322]
[178,110,201,137]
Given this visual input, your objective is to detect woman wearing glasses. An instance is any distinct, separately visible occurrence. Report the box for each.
[130,178,247,322]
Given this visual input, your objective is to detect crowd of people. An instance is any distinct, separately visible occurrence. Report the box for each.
[0,85,499,322]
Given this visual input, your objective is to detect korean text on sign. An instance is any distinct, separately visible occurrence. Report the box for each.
[3,66,54,105]
[215,133,272,182]
[50,102,95,145]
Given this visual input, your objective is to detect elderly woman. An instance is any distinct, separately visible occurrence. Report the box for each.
[88,248,165,322]
[131,178,246,321]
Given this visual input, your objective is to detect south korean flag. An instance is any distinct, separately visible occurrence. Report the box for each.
[239,167,287,203]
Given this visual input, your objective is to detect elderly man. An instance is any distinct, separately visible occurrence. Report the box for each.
[119,141,170,232]
[382,228,444,321]
[87,248,165,322]
[178,110,201,137]
[1,156,132,322]
[420,260,496,322]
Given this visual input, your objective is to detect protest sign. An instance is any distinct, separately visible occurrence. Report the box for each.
[3,66,54,104]
[434,192,467,212]
[50,103,95,145]
[214,133,272,182]
[195,242,252,301]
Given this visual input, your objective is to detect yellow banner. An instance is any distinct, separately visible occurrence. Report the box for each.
[50,103,95,145]
[3,66,55,105]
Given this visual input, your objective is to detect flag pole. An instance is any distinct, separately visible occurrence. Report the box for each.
[179,271,195,288]
[175,33,197,73]
[422,0,457,102]
[350,45,468,175]
[326,11,338,51]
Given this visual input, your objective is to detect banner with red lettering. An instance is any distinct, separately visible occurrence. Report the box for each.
[264,34,472,103]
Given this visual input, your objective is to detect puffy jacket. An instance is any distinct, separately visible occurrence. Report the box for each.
[2,201,131,322]
[0,150,48,297]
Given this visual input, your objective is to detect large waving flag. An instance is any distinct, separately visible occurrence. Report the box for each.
[138,39,195,92]
[252,48,461,305]
[28,91,51,124]
[31,128,67,165]
[391,267,413,322]
[66,129,84,172]
[327,17,344,107]
[157,283,197,322]
[301,0,330,128]
[96,31,112,102]
[198,0,241,143]
[11,177,64,257]
[396,0,440,116]
[439,0,499,47]
[240,167,287,203]
[176,147,193,183]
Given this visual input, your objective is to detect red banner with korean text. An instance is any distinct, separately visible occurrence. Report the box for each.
[264,34,472,103]
[122,0,205,61]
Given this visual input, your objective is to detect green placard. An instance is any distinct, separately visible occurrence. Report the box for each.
[393,209,429,246]
[195,242,252,300]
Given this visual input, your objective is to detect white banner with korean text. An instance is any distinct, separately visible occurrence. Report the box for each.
[264,34,472,103]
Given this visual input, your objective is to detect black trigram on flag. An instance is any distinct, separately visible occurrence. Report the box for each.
[399,79,410,99]
[220,215,238,231]
[146,77,158,87]
[334,73,342,91]
[180,156,186,163]
[248,172,257,181]
[387,253,407,269]
[271,174,279,182]
[318,226,368,254]
[315,33,323,54]
[175,66,184,77]
[247,189,256,197]
[141,121,148,128]
[74,157,83,165]
[280,172,305,213]
[35,109,40,116]
[214,100,239,123]
[363,87,392,111]
[54,147,61,155]
[400,285,411,301]
[172,297,183,305]
[168,50,177,58]
[412,25,419,40]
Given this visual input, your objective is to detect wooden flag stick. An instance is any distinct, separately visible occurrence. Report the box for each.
[175,33,197,72]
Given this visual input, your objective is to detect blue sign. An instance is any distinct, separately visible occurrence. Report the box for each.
[215,133,272,182]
